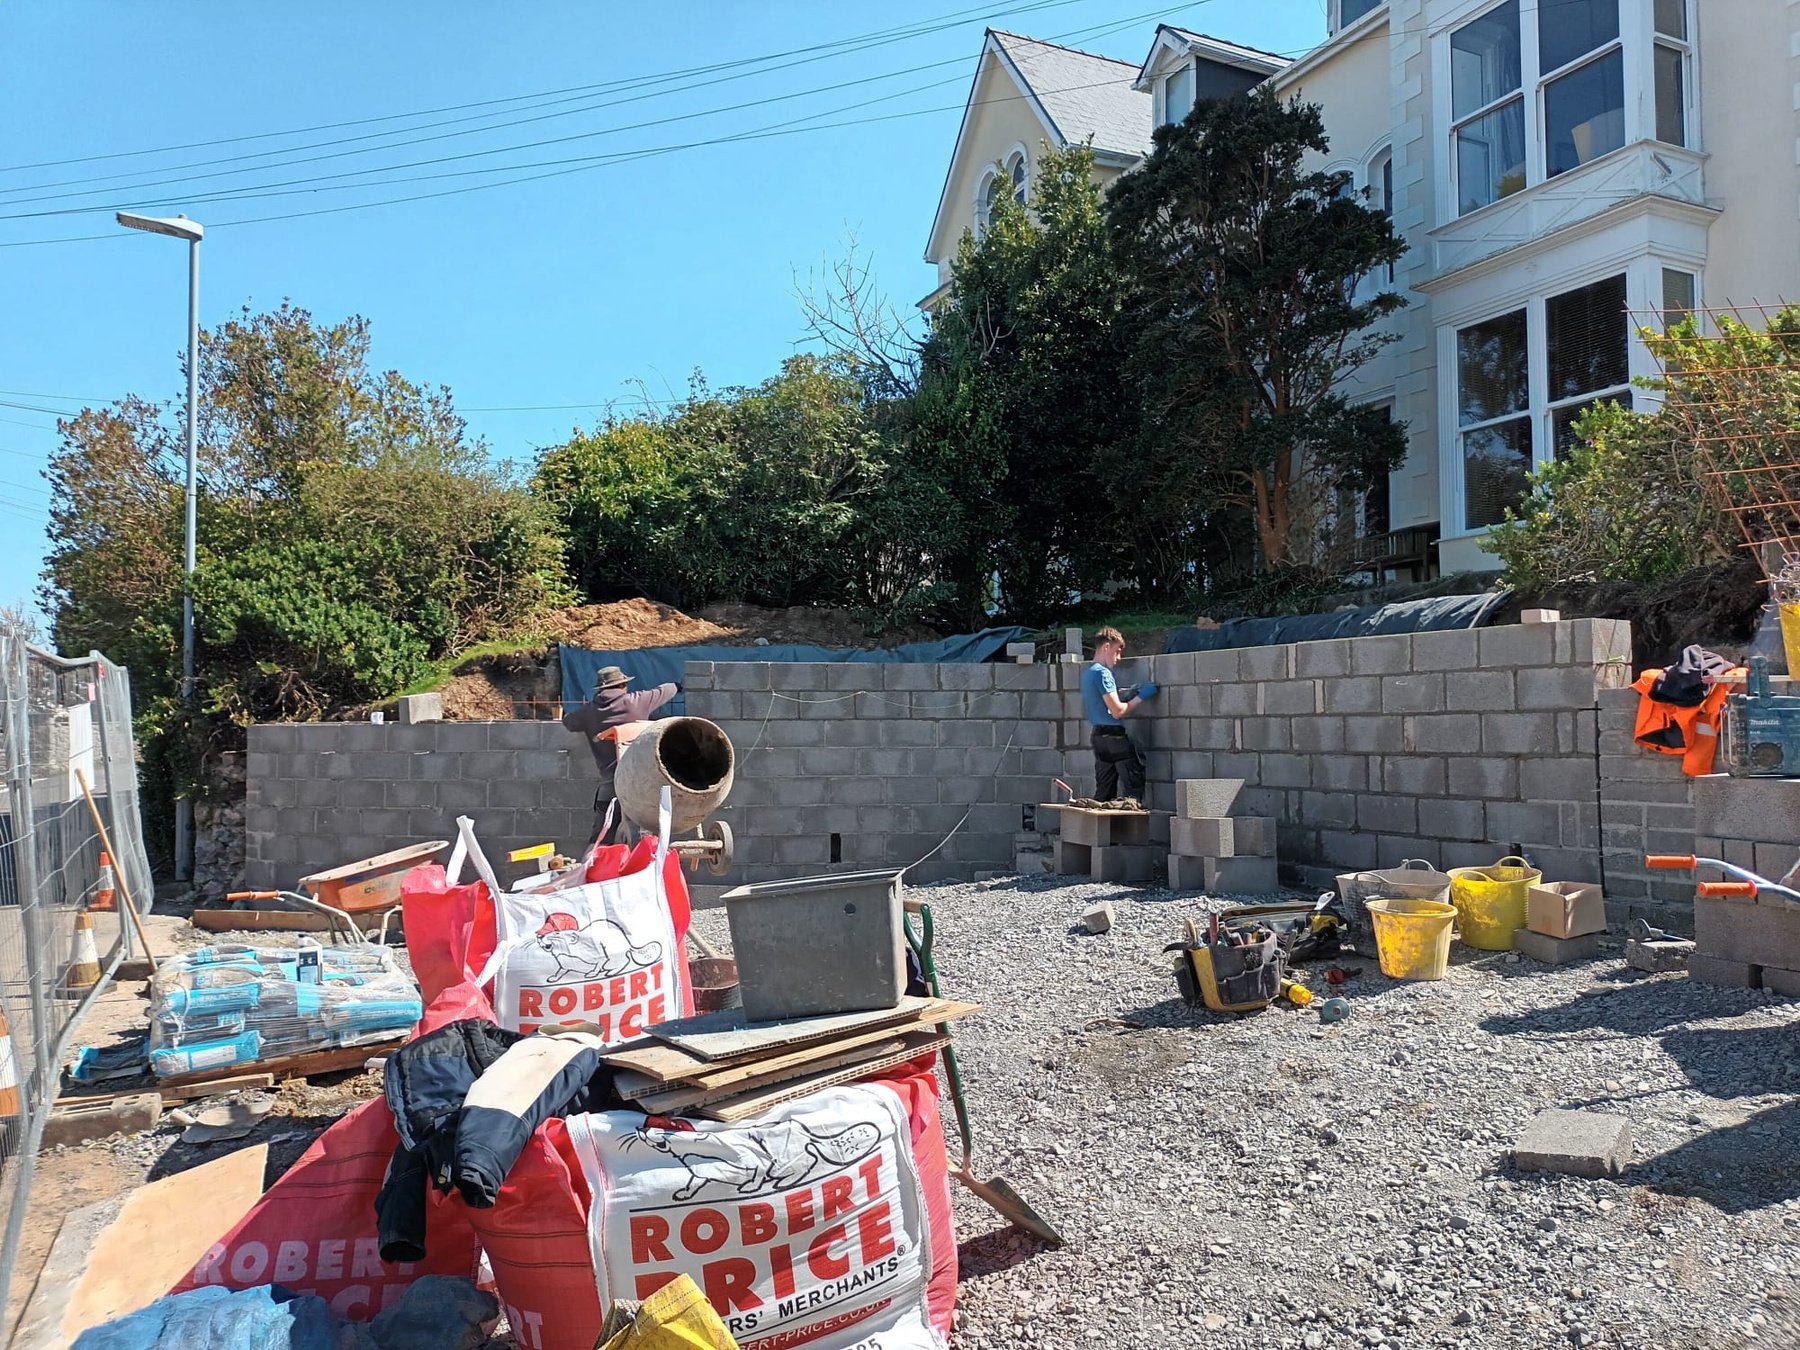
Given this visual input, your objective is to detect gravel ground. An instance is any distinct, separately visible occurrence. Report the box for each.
[704,875,1800,1350]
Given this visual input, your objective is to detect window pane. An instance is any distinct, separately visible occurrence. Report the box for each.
[1457,309,1528,425]
[1455,97,1527,214]
[1655,0,1686,40]
[1381,154,1393,214]
[1661,268,1696,329]
[1341,0,1383,25]
[1166,66,1195,124]
[1544,49,1625,178]
[1451,0,1520,119]
[1009,153,1027,204]
[1655,43,1686,145]
[1539,0,1617,74]
[1546,274,1627,401]
[1553,394,1631,458]
[1463,418,1533,529]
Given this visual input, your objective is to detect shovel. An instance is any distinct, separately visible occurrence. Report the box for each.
[903,899,1065,1247]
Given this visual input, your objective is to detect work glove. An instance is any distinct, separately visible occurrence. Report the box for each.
[1136,681,1160,701]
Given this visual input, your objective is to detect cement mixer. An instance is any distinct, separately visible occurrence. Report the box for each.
[613,716,736,875]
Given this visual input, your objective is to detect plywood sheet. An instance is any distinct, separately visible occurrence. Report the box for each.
[631,1037,912,1114]
[697,1033,948,1122]
[649,995,946,1063]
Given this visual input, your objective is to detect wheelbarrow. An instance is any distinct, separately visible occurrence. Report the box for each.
[902,898,1064,1246]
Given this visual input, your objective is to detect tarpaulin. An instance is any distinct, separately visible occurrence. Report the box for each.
[1161,591,1511,655]
[558,629,1030,715]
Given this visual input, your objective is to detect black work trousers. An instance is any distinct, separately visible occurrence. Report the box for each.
[1090,726,1145,802]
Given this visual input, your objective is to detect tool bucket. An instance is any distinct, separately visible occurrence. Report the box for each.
[614,717,736,833]
[1366,897,1456,981]
[1447,856,1541,950]
[1337,859,1451,929]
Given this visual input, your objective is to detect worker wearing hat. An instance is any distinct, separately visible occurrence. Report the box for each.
[562,665,679,844]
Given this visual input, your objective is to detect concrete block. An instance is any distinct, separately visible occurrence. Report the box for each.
[1626,938,1694,972]
[1167,852,1208,891]
[1357,795,1417,834]
[1479,624,1558,668]
[1090,844,1157,883]
[1054,839,1092,875]
[397,693,444,724]
[1383,756,1446,796]
[1760,966,1800,998]
[1693,774,1800,844]
[1512,1109,1630,1178]
[1482,712,1558,755]
[1510,928,1601,965]
[1561,618,1633,668]
[1291,716,1345,753]
[1297,790,1357,829]
[1172,816,1234,857]
[1383,674,1445,714]
[1175,778,1244,819]
[1204,856,1281,893]
[1313,755,1370,792]
[43,1093,162,1147]
[1238,645,1293,681]
[1294,639,1351,678]
[1214,683,1261,716]
[1190,649,1240,683]
[717,662,772,691]
[1350,633,1412,675]
[1485,800,1563,847]
[1688,953,1762,989]
[1081,902,1115,934]
[1444,670,1515,712]
[1188,719,1236,750]
[1520,757,1600,803]
[1318,829,1378,870]
[1240,718,1291,752]
[1418,797,1486,841]
[1264,680,1321,716]
[1517,666,1601,710]
[1015,845,1057,875]
[1233,815,1275,856]
[1445,757,1518,800]
[1341,717,1403,754]
[1324,677,1384,715]
[1407,628,1479,670]
[1522,608,1561,624]
[1260,754,1311,788]
[1694,895,1800,968]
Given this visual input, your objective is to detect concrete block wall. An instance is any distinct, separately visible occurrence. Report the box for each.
[1596,687,1699,924]
[684,660,1060,885]
[243,720,593,890]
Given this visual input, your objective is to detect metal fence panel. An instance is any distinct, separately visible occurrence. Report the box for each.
[0,635,155,1309]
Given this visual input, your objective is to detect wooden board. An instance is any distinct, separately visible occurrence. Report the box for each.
[1035,802,1167,818]
[631,1037,912,1114]
[696,1033,949,1122]
[61,1144,268,1341]
[649,995,947,1064]
[156,1037,403,1090]
[56,1072,277,1109]
[192,908,338,933]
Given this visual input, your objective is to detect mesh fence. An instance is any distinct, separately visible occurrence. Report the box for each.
[0,634,154,1308]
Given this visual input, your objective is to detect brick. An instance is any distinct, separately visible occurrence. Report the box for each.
[1446,756,1518,799]
[1204,856,1280,893]
[1344,717,1405,753]
[1694,895,1800,968]
[1480,624,1557,668]
[1324,677,1384,715]
[1167,852,1208,891]
[1357,795,1416,834]
[1383,756,1446,796]
[1444,670,1515,712]
[1409,628,1480,670]
[1407,715,1483,753]
[1482,712,1557,755]
[1232,815,1275,856]
[1518,666,1601,709]
[1175,779,1244,818]
[1294,639,1351,677]
[1687,953,1762,989]
[1512,1109,1630,1178]
[1172,816,1234,857]
[1418,797,1486,841]
[1519,758,1599,803]
[1511,928,1601,964]
[1383,674,1445,714]
[1090,844,1157,883]
[1238,645,1293,681]
[1350,634,1412,675]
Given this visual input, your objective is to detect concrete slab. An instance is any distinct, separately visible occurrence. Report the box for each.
[1512,1109,1631,1178]
[1511,928,1602,965]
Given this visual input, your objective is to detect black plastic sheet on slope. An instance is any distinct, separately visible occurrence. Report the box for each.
[1161,591,1512,655]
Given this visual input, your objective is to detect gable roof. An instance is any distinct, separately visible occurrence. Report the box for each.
[1133,24,1291,90]
[986,30,1153,161]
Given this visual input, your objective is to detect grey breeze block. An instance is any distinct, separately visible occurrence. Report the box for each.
[1175,779,1245,820]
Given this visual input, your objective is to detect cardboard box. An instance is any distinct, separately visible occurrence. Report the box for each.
[1527,882,1606,938]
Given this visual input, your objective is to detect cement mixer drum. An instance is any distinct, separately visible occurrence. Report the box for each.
[613,716,736,834]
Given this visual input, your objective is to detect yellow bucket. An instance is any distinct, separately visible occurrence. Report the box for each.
[1447,855,1542,950]
[1366,897,1456,981]
[1780,603,1800,676]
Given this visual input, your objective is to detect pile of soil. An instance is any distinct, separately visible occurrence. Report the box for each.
[1514,556,1765,671]
[544,598,735,649]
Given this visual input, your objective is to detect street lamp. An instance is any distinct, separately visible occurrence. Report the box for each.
[116,211,203,884]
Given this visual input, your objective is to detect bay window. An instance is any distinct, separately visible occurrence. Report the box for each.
[1458,309,1532,529]
[1653,0,1690,146]
[1660,268,1697,331]
[1451,0,1526,215]
[1546,275,1630,456]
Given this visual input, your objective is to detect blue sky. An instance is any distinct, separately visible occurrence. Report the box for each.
[0,0,1326,633]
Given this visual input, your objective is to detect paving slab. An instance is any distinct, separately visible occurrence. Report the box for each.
[1512,1108,1631,1178]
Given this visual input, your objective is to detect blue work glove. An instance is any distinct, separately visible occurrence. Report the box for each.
[1136,681,1160,701]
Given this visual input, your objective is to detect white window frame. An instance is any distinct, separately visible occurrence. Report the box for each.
[1537,5,1626,183]
[1332,0,1387,35]
[1160,60,1196,127]
[1367,145,1395,284]
[973,143,1030,235]
[1659,265,1700,332]
[1649,0,1694,149]
[1543,275,1633,459]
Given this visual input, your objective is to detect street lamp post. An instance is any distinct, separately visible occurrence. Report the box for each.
[116,211,203,884]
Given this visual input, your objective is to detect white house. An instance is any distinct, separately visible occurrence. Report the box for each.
[924,4,1800,574]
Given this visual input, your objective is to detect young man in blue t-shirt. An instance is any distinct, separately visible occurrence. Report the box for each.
[1079,626,1157,803]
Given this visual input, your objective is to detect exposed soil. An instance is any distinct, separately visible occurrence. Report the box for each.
[1511,556,1766,672]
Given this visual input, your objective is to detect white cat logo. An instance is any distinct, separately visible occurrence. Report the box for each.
[626,1117,884,1201]
[532,912,662,982]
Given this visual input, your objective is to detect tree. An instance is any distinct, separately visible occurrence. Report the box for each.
[911,142,1133,623]
[1108,88,1409,573]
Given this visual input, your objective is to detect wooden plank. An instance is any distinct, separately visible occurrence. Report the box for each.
[191,908,337,933]
[649,995,946,1064]
[60,1145,268,1341]
[1035,802,1166,818]
[632,1037,913,1114]
[696,1033,948,1123]
[155,1038,402,1090]
[56,1072,277,1110]
[299,840,448,886]
[612,1001,977,1099]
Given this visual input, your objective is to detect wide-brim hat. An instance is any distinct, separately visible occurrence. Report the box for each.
[594,665,631,690]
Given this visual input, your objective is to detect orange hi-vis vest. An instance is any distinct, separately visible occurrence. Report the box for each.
[1631,668,1738,777]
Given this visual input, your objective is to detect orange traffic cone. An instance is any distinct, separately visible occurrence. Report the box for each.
[0,1008,18,1156]
[93,851,116,912]
[65,909,100,992]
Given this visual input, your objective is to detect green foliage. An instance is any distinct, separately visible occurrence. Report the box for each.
[1108,88,1409,573]
[533,354,886,612]
[42,304,568,852]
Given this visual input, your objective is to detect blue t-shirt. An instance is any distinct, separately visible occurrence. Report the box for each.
[1082,661,1123,727]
